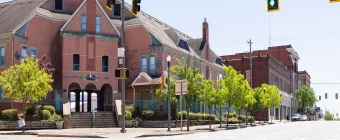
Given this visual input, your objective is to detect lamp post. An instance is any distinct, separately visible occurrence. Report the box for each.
[218,74,223,128]
[264,87,267,123]
[290,95,293,121]
[167,55,171,132]
[280,92,282,122]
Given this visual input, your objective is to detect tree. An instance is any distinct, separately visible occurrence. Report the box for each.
[216,78,228,128]
[260,84,271,123]
[0,56,53,132]
[251,87,265,124]
[295,86,318,115]
[266,85,281,123]
[197,80,216,130]
[156,57,204,131]
[221,66,246,128]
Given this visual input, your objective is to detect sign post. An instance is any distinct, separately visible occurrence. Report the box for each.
[176,80,188,131]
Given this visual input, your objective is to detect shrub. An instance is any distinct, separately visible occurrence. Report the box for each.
[224,112,237,118]
[154,111,168,120]
[178,111,187,120]
[26,106,36,116]
[50,114,63,121]
[228,117,240,124]
[1,109,19,121]
[132,104,141,118]
[125,105,135,113]
[142,110,154,120]
[170,97,178,120]
[325,112,334,121]
[247,116,255,123]
[125,111,133,120]
[40,110,51,120]
[43,105,55,115]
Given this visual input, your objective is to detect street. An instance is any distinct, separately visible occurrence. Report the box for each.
[0,121,339,140]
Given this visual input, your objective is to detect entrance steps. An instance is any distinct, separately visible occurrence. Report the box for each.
[70,112,118,128]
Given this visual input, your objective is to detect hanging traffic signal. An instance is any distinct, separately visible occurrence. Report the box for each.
[319,96,321,100]
[105,0,113,10]
[115,68,129,79]
[336,93,338,99]
[330,0,340,3]
[132,0,141,16]
[267,0,280,12]
[325,93,328,99]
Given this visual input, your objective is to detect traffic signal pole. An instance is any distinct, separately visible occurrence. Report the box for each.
[120,0,126,133]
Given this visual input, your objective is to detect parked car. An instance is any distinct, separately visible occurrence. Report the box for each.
[292,114,302,121]
[301,115,308,121]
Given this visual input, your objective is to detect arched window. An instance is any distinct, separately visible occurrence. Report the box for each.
[73,54,80,71]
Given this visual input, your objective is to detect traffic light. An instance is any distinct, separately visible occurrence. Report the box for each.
[105,0,113,10]
[325,93,328,99]
[330,0,340,3]
[115,68,129,79]
[132,0,141,16]
[319,96,321,100]
[336,93,338,99]
[267,0,280,12]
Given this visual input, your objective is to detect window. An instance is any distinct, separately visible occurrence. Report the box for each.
[149,55,155,74]
[113,4,121,16]
[209,72,212,79]
[102,56,108,72]
[0,85,4,100]
[108,91,112,104]
[21,46,27,60]
[73,54,80,71]
[81,15,87,33]
[0,46,5,66]
[141,56,147,73]
[95,16,101,34]
[55,0,62,10]
[30,48,37,59]
[201,68,204,75]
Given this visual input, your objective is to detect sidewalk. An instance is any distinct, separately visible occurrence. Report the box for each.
[0,122,287,138]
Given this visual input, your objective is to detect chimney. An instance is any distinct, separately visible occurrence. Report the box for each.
[202,18,210,61]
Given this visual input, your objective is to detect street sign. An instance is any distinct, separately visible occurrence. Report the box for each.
[175,80,188,95]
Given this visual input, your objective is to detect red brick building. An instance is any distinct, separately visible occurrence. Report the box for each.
[0,0,224,126]
[221,45,300,121]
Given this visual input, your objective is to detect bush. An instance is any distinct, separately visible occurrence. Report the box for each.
[154,111,168,120]
[178,111,187,120]
[247,116,255,123]
[125,111,133,120]
[26,106,36,116]
[1,109,19,121]
[224,112,237,118]
[132,104,141,118]
[228,117,240,124]
[125,105,135,113]
[43,105,55,115]
[325,112,334,121]
[142,110,154,120]
[171,97,178,120]
[50,114,63,121]
[40,110,51,120]
[177,111,216,121]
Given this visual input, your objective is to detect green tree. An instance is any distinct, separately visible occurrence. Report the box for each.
[197,80,216,130]
[266,85,281,123]
[324,112,334,121]
[250,87,265,124]
[295,86,318,115]
[221,66,246,128]
[156,57,204,131]
[0,56,53,132]
[260,84,271,123]
[216,78,228,128]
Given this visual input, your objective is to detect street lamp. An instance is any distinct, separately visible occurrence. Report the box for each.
[280,92,282,122]
[290,95,293,122]
[167,55,171,132]
[218,74,223,128]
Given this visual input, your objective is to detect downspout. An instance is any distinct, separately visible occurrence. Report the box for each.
[132,84,135,104]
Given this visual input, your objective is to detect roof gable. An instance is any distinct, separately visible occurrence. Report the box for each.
[60,0,87,32]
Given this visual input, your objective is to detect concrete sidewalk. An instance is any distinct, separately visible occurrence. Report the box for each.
[0,122,286,139]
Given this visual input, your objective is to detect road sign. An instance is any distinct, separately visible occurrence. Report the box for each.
[176,80,188,95]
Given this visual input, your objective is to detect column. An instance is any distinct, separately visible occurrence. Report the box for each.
[97,90,100,111]
[87,90,92,112]
[279,107,281,120]
[76,90,80,112]
[82,89,85,112]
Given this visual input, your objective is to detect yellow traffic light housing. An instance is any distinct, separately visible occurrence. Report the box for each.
[325,93,328,99]
[105,0,113,10]
[336,93,338,99]
[330,0,340,3]
[267,0,280,12]
[115,68,129,80]
[132,0,141,16]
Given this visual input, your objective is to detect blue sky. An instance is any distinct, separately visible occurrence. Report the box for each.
[1,0,340,116]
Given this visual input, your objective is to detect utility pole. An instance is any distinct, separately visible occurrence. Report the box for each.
[247,39,253,88]
[120,0,126,133]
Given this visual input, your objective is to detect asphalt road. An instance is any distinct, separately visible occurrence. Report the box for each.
[0,121,339,140]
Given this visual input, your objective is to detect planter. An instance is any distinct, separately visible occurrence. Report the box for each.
[140,120,176,128]
[0,121,57,130]
[55,121,64,129]
[125,120,139,128]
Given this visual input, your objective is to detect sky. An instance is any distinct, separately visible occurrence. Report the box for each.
[1,0,340,116]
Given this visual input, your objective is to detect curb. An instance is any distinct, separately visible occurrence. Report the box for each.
[38,133,105,138]
[0,132,38,135]
[136,131,196,138]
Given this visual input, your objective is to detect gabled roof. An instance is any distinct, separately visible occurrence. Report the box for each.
[0,0,47,34]
[128,72,160,87]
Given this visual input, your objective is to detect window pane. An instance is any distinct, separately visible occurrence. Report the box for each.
[96,16,101,25]
[0,47,4,56]
[73,54,80,71]
[108,92,112,104]
[141,57,147,72]
[96,25,101,34]
[149,56,155,74]
[81,15,87,23]
[31,49,36,58]
[21,47,27,59]
[81,24,86,33]
[102,56,108,72]
[0,85,3,100]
